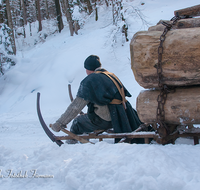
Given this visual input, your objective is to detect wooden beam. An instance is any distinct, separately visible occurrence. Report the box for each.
[55,132,157,140]
[145,138,150,144]
[179,133,200,137]
[60,128,94,144]
[194,136,199,145]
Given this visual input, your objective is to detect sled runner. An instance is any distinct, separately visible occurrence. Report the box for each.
[37,92,94,145]
[37,92,64,146]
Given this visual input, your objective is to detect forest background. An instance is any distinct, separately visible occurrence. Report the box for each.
[1,0,132,74]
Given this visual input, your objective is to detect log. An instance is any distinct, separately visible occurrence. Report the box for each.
[130,27,200,88]
[136,86,200,125]
[174,4,200,17]
[148,17,200,31]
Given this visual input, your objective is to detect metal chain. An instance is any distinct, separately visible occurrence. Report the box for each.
[156,15,181,135]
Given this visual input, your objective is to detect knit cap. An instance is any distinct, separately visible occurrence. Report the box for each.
[84,55,101,71]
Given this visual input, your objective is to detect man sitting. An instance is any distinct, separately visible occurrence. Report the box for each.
[50,55,142,143]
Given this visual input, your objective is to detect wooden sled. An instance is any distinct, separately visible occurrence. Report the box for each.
[37,89,157,146]
[57,126,158,144]
[37,91,200,146]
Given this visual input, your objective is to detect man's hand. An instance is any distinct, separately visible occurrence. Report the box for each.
[49,122,66,132]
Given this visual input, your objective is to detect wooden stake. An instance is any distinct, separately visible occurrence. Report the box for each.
[61,128,94,144]
[194,136,199,145]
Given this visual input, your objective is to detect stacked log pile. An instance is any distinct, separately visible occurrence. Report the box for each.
[130,5,200,135]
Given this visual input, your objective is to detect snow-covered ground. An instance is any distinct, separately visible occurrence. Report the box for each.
[0,0,200,189]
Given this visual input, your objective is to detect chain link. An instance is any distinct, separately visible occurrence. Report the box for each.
[156,15,181,135]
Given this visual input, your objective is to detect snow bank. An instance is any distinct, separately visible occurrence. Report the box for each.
[1,142,200,190]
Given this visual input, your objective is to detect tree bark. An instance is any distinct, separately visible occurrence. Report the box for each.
[86,0,92,14]
[21,0,27,25]
[130,27,200,88]
[95,1,98,21]
[136,86,200,125]
[105,0,109,7]
[74,20,80,35]
[55,0,64,33]
[64,0,74,36]
[36,0,42,32]
[112,0,115,25]
[5,0,16,55]
[45,0,49,19]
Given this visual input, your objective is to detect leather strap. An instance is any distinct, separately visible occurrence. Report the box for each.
[95,70,127,109]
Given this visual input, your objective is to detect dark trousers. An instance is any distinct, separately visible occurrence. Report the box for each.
[70,114,112,134]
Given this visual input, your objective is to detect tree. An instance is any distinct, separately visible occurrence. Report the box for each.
[5,0,16,54]
[85,0,92,14]
[21,0,27,25]
[95,0,98,21]
[105,0,109,7]
[26,0,37,23]
[0,24,16,75]
[0,4,4,23]
[0,1,16,76]
[64,0,73,36]
[36,0,42,31]
[45,0,49,19]
[55,0,64,32]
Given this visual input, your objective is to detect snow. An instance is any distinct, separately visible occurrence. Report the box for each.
[1,0,200,189]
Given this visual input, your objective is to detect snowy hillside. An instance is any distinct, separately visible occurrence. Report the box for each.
[0,0,200,190]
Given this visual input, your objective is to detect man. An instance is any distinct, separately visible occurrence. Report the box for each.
[50,55,142,143]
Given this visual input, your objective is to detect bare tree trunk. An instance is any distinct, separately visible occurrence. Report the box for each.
[55,0,64,33]
[105,0,109,7]
[21,0,27,25]
[0,4,3,23]
[64,0,74,36]
[5,0,16,55]
[95,0,98,21]
[36,0,42,32]
[20,0,26,38]
[86,0,92,14]
[112,0,115,25]
[29,22,32,36]
[45,0,49,19]
[74,20,80,35]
